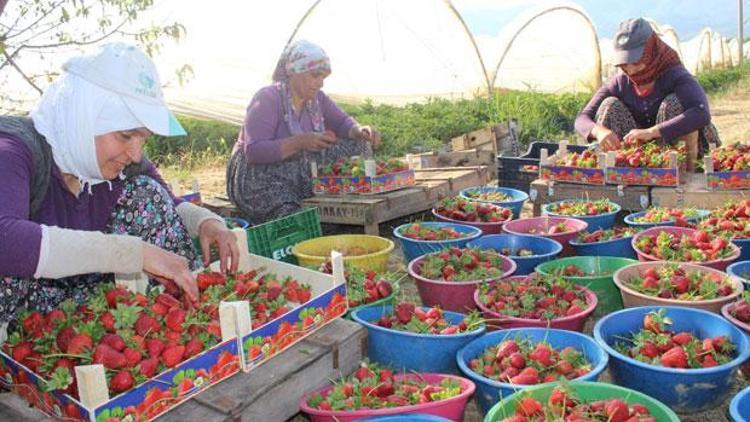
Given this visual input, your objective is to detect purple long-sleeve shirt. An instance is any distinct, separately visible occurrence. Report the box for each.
[234,85,358,164]
[0,134,178,278]
[575,65,710,143]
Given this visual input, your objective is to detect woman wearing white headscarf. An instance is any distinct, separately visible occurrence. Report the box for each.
[0,43,238,324]
[226,40,381,224]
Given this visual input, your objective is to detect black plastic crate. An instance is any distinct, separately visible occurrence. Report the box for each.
[497,141,588,193]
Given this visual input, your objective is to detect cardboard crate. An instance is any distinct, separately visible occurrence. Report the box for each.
[538,141,606,185]
[603,150,680,187]
[311,160,415,195]
[703,152,750,190]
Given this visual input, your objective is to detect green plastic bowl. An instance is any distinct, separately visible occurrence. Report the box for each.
[484,381,680,422]
[535,256,638,316]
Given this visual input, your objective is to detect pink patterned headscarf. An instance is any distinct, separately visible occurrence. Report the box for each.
[272,40,331,82]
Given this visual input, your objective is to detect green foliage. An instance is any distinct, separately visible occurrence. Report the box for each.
[696,62,750,95]
[146,116,239,167]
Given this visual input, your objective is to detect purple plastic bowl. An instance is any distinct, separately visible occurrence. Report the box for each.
[431,206,512,235]
[632,226,741,271]
[408,253,516,313]
[502,216,588,257]
[299,373,475,422]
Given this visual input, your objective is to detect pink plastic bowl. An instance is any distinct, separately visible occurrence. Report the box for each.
[722,301,750,334]
[631,226,741,271]
[431,206,512,235]
[502,216,588,257]
[408,253,517,313]
[299,373,475,422]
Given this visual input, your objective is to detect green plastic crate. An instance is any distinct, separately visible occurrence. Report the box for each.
[246,208,322,264]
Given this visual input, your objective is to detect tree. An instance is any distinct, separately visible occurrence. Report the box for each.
[0,0,187,113]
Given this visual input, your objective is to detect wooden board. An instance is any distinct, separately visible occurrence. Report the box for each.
[650,172,750,208]
[407,149,496,178]
[529,178,651,216]
[451,127,496,152]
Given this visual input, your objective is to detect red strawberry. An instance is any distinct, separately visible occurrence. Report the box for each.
[147,338,166,359]
[135,314,160,337]
[165,308,186,333]
[56,327,76,353]
[67,333,93,354]
[671,332,693,346]
[517,397,543,417]
[703,354,718,368]
[155,293,180,309]
[605,399,630,422]
[22,312,44,334]
[151,302,169,316]
[101,334,127,352]
[100,312,116,333]
[161,345,186,368]
[510,367,539,385]
[110,370,134,393]
[376,280,392,298]
[639,342,659,359]
[139,357,159,378]
[46,309,66,326]
[11,341,33,362]
[183,339,204,359]
[355,366,376,381]
[529,343,552,366]
[93,343,127,369]
[660,346,688,368]
[394,303,415,324]
[123,348,142,367]
[106,288,130,308]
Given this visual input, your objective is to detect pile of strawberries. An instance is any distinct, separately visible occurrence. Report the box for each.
[434,196,512,223]
[623,264,736,300]
[556,149,598,168]
[398,222,471,241]
[527,222,570,235]
[710,143,750,171]
[419,247,508,282]
[462,189,511,202]
[477,274,590,320]
[502,385,656,422]
[615,309,736,369]
[319,261,394,308]
[632,207,703,226]
[318,157,408,177]
[698,199,750,240]
[546,199,615,217]
[726,291,750,323]
[468,337,591,384]
[499,247,534,257]
[634,229,735,262]
[612,141,685,169]
[375,302,482,335]
[576,227,638,244]
[305,361,464,411]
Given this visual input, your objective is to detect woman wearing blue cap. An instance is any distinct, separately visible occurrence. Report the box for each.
[0,43,239,327]
[575,17,720,156]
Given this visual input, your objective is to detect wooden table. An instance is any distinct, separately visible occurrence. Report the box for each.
[529,178,651,216]
[0,318,367,422]
[651,173,750,208]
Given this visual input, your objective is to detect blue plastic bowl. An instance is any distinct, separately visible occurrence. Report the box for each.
[393,222,482,262]
[456,328,609,416]
[624,209,710,229]
[542,200,621,231]
[727,261,750,289]
[459,187,529,219]
[731,386,750,422]
[351,305,485,374]
[569,234,636,259]
[224,217,250,229]
[733,239,750,262]
[360,415,452,422]
[466,234,562,275]
[593,305,750,412]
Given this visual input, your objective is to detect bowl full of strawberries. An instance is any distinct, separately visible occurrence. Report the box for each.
[393,222,482,263]
[613,261,742,313]
[502,216,588,257]
[466,234,563,276]
[568,226,639,259]
[722,291,750,334]
[542,198,621,231]
[593,306,750,412]
[351,303,485,374]
[632,226,740,270]
[459,186,529,219]
[432,196,513,235]
[456,328,609,415]
[625,207,709,228]
[408,247,516,313]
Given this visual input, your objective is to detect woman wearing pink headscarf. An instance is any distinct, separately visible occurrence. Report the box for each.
[226,40,380,224]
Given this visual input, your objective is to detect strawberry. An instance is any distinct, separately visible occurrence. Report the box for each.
[139,357,159,378]
[123,348,142,367]
[67,333,93,354]
[106,287,130,308]
[100,312,116,333]
[529,343,552,366]
[46,309,66,326]
[147,338,166,359]
[135,314,160,337]
[11,341,33,362]
[56,327,76,353]
[165,308,186,332]
[101,333,127,352]
[110,370,134,393]
[155,293,180,309]
[184,339,204,359]
[517,396,543,416]
[376,280,392,298]
[22,312,44,334]
[671,332,692,346]
[160,345,186,368]
[355,366,376,382]
[605,399,630,422]
[660,346,688,368]
[93,343,127,369]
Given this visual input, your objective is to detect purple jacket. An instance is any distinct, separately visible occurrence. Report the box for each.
[575,65,710,143]
[0,135,177,277]
[233,85,357,164]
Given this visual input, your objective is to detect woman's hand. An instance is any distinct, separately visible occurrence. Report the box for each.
[295,132,337,152]
[351,125,381,146]
[592,125,621,151]
[142,243,198,301]
[198,219,240,274]
[624,127,660,145]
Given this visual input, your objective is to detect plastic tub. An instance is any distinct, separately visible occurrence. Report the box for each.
[728,260,750,289]
[722,301,750,334]
[542,199,621,231]
[292,234,394,272]
[359,415,452,422]
[502,216,588,257]
[569,234,636,259]
[393,222,482,263]
[466,234,562,276]
[535,256,638,316]
[459,186,529,219]
[593,306,750,412]
[730,386,750,422]
[734,238,750,262]
[299,373,475,422]
[624,209,710,229]
[431,208,511,235]
[351,305,485,374]
[632,226,741,271]
[456,328,608,416]
[484,381,680,422]
[613,261,743,313]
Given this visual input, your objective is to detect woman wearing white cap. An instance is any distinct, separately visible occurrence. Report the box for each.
[575,17,720,156]
[226,40,380,224]
[0,43,238,325]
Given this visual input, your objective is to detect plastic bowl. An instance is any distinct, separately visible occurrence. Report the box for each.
[431,207,511,235]
[359,415,452,422]
[722,301,750,334]
[224,217,250,229]
[613,261,743,313]
[484,381,680,422]
[409,253,516,313]
[474,278,597,332]
[734,238,750,262]
[393,222,482,263]
[459,186,529,219]
[456,328,609,416]
[542,199,621,231]
[728,260,750,289]
[569,234,637,259]
[593,305,750,412]
[730,386,750,422]
[502,216,588,257]
[466,234,562,276]
[292,235,394,272]
[351,305,485,374]
[299,373,475,422]
[624,209,710,229]
[535,256,638,316]
[632,226,741,271]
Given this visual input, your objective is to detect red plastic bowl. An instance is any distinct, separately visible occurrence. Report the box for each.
[408,253,516,313]
[298,373,475,422]
[631,226,740,271]
[473,278,598,332]
[502,216,588,256]
[431,207,511,235]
